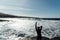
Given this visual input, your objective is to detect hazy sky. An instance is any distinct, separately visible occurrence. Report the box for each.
[0,0,60,18]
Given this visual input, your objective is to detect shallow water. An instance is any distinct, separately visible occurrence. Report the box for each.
[0,18,60,40]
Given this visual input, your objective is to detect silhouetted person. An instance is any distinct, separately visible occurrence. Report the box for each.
[35,22,42,40]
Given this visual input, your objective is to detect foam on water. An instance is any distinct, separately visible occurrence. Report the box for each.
[0,18,60,40]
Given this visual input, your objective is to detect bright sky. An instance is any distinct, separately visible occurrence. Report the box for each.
[0,0,60,18]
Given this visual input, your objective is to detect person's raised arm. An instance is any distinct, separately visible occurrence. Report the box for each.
[35,22,37,31]
[41,26,42,30]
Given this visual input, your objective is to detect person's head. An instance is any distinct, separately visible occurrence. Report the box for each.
[37,26,42,30]
[37,27,41,29]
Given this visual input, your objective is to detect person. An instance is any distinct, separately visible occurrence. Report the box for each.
[35,22,42,40]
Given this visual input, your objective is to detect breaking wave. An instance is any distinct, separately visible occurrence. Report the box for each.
[0,18,60,40]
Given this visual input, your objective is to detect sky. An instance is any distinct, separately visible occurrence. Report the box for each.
[0,0,60,18]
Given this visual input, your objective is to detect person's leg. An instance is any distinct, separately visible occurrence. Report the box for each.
[40,37,42,40]
[38,35,42,40]
[37,36,41,40]
[37,36,39,40]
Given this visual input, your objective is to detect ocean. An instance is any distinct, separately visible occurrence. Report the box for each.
[0,18,60,40]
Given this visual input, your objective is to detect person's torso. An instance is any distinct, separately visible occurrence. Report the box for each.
[37,29,41,35]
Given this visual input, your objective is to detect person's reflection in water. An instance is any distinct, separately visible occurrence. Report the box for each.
[35,22,42,40]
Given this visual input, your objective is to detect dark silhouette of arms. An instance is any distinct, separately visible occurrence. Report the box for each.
[40,26,42,30]
[35,22,38,31]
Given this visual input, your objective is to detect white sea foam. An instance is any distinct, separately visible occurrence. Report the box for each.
[0,18,60,40]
